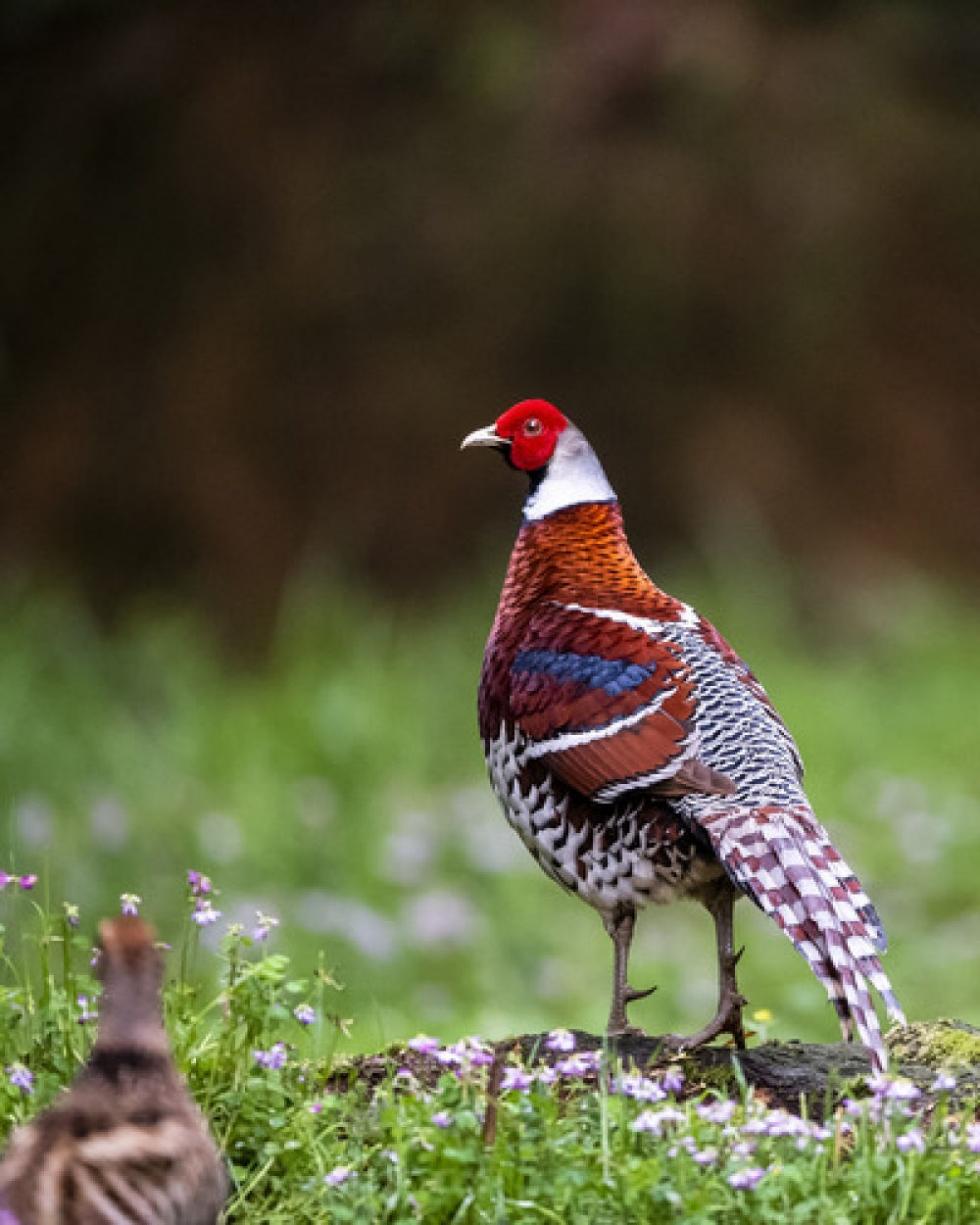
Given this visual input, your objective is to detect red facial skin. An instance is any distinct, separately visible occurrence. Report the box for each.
[495,399,569,472]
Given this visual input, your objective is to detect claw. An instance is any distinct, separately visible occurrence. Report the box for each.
[624,983,657,1005]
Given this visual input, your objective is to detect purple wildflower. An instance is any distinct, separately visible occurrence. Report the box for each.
[76,995,98,1024]
[407,1034,440,1055]
[634,1078,666,1104]
[324,1166,354,1187]
[438,1037,494,1069]
[632,1106,685,1135]
[308,1102,324,1115]
[617,1073,666,1103]
[536,1066,558,1086]
[661,1066,685,1094]
[555,1051,600,1077]
[693,1147,718,1167]
[7,1064,34,1094]
[18,874,38,891]
[888,1080,921,1102]
[293,1004,316,1026]
[728,1166,766,1190]
[187,870,213,896]
[545,1028,576,1053]
[632,1110,663,1135]
[253,1042,287,1070]
[0,873,11,889]
[698,1099,737,1125]
[501,1067,534,1093]
[119,893,141,917]
[897,1129,925,1154]
[732,1141,756,1158]
[931,1072,956,1093]
[192,899,221,926]
[763,1109,808,1138]
[431,1110,453,1128]
[252,911,279,942]
[965,1123,980,1154]
[868,1074,920,1104]
[461,1037,494,1067]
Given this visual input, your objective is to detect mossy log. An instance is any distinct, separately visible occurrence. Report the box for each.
[334,1020,979,1119]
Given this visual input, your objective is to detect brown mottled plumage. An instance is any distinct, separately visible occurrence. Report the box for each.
[0,917,228,1225]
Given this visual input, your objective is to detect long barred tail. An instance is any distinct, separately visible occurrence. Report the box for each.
[698,804,905,1071]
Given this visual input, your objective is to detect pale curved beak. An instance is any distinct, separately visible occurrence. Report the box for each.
[460,424,508,451]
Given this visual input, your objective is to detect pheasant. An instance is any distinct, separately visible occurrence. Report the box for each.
[462,399,904,1069]
[0,916,228,1225]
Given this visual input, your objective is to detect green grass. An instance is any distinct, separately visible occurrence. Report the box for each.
[1,570,978,1056]
[1,891,978,1222]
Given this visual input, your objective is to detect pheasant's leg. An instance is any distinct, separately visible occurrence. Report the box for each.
[606,909,657,1036]
[666,888,747,1050]
[710,886,747,1049]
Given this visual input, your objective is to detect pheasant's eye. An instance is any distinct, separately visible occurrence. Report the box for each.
[523,418,543,436]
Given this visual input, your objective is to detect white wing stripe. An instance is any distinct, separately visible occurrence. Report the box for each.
[522,685,678,758]
[556,601,699,633]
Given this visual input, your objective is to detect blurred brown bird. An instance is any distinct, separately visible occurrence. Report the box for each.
[0,916,228,1225]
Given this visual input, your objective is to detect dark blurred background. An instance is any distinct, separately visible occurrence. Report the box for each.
[2,0,978,650]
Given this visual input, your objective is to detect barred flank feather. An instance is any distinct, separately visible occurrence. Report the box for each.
[0,918,227,1225]
[699,805,906,1070]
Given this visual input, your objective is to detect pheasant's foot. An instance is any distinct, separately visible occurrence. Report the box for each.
[662,989,747,1052]
[606,983,656,1037]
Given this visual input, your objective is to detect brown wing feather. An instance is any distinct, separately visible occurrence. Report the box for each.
[511,609,735,803]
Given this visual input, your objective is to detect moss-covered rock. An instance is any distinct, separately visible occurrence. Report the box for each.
[886,1019,980,1070]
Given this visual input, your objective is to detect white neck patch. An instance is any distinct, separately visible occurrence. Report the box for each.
[523,424,617,521]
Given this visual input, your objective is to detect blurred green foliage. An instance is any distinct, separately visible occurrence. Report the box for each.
[1,574,977,1053]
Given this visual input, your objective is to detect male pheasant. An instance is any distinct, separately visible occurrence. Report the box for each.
[463,399,904,1069]
[0,916,228,1225]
